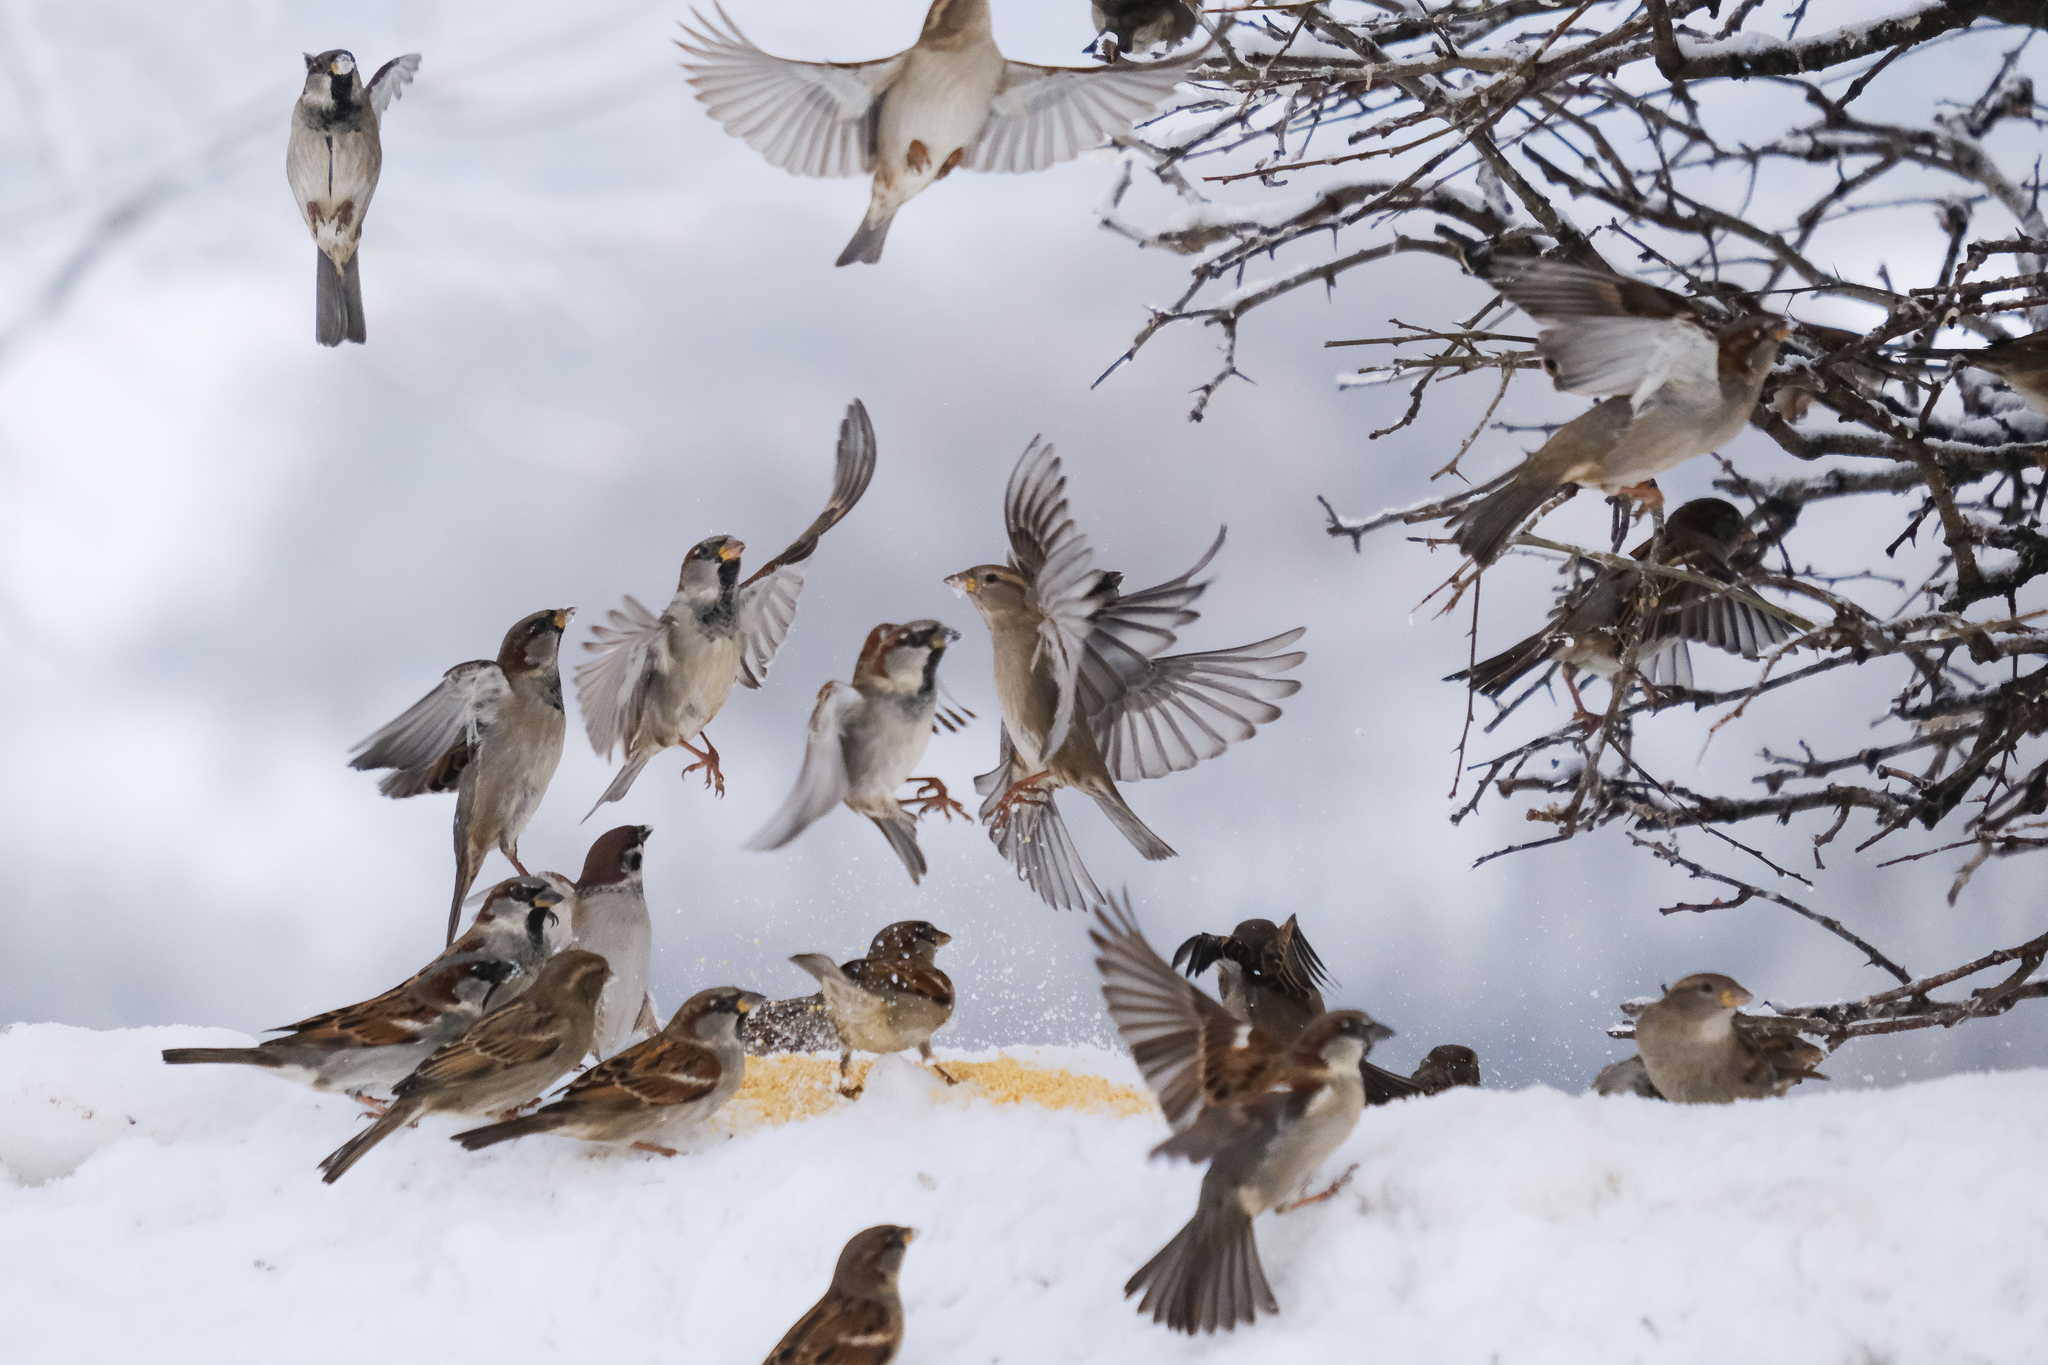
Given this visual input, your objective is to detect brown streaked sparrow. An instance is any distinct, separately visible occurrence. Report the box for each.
[789,920,955,1096]
[453,986,764,1156]
[1090,1,1200,61]
[760,1225,914,1365]
[1172,915,1331,1047]
[1450,261,1791,566]
[1906,328,2048,411]
[1362,1043,1482,1106]
[351,608,572,945]
[578,400,876,812]
[317,949,610,1183]
[1633,973,1828,1105]
[565,825,658,1059]
[677,1,1201,266]
[947,438,1306,909]
[746,621,965,883]
[287,50,418,345]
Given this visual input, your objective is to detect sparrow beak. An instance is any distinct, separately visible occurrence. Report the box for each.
[1770,320,1792,341]
[534,887,565,908]
[1718,986,1753,1009]
[1367,1020,1395,1043]
[717,541,745,563]
[944,572,975,596]
[553,608,574,630]
[933,931,953,946]
[900,1229,916,1244]
[929,625,961,648]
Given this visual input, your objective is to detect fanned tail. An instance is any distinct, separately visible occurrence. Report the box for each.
[990,789,1101,910]
[1125,1192,1274,1335]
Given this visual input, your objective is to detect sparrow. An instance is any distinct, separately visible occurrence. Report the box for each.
[317,949,610,1183]
[568,825,659,1059]
[1905,329,2048,411]
[577,400,877,812]
[677,1,1202,266]
[948,439,1306,909]
[1362,1043,1482,1106]
[1172,915,1331,1046]
[1632,973,1829,1105]
[740,992,840,1057]
[162,877,564,1099]
[1591,1054,1661,1099]
[1449,498,1799,715]
[1090,1,1200,61]
[351,608,572,944]
[1450,261,1791,565]
[745,621,966,883]
[760,1225,914,1365]
[286,50,419,345]
[453,986,763,1157]
[789,921,955,1096]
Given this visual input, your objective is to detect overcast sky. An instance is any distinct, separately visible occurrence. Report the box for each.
[3,0,2043,1089]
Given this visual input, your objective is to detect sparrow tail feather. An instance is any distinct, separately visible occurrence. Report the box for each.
[1452,473,1558,567]
[586,751,653,820]
[314,250,364,346]
[835,212,894,268]
[1089,787,1175,862]
[1126,1195,1271,1334]
[160,1048,284,1069]
[871,812,927,884]
[316,1098,417,1184]
[451,1113,560,1152]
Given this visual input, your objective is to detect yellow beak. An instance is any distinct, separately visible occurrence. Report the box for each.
[717,541,745,563]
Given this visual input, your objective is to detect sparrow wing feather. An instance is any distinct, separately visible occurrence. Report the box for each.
[366,53,420,117]
[559,1036,722,1114]
[1003,438,1097,759]
[967,51,1203,174]
[349,659,510,795]
[1499,262,1722,409]
[745,681,860,850]
[1089,627,1305,782]
[574,596,668,760]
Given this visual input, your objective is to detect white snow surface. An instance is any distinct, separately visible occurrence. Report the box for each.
[5,1023,2045,1363]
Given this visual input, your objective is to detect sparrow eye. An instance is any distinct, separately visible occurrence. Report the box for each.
[982,572,998,584]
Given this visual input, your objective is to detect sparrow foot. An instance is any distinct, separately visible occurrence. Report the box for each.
[505,851,531,876]
[837,1084,865,1101]
[351,1093,391,1118]
[631,1141,678,1158]
[678,733,726,798]
[929,1063,959,1086]
[904,776,967,822]
[988,772,1055,834]
[1281,1164,1358,1212]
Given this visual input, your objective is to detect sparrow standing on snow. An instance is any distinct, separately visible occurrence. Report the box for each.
[1090,1,1199,61]
[351,609,572,945]
[1364,1044,1482,1105]
[317,949,610,1183]
[162,877,565,1099]
[1450,261,1791,565]
[760,1225,914,1365]
[746,621,967,883]
[789,921,955,1096]
[1633,973,1828,1104]
[453,986,764,1157]
[677,1,1201,266]
[578,401,877,811]
[287,50,419,345]
[948,439,1306,909]
[562,825,660,1059]
[1906,329,2048,411]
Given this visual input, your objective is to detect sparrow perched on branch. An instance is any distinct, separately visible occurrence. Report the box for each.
[565,825,658,1059]
[677,0,1201,266]
[162,877,565,1099]
[1090,1,1201,60]
[948,439,1306,909]
[578,401,877,812]
[760,1225,914,1365]
[1450,261,1791,566]
[1905,329,2048,411]
[286,50,419,345]
[1633,973,1828,1104]
[1173,916,1332,1047]
[317,950,610,1183]
[1449,497,1800,715]
[746,621,967,883]
[452,986,763,1157]
[351,609,571,945]
[789,921,955,1096]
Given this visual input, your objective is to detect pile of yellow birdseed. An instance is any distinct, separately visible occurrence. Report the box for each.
[726,1053,1155,1130]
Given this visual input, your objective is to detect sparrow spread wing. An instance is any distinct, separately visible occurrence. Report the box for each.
[676,6,904,179]
[574,596,669,760]
[1274,916,1331,996]
[366,53,421,117]
[350,659,511,797]
[746,681,861,851]
[1088,627,1305,782]
[1003,437,1099,761]
[1500,262,1722,413]
[967,52,1202,174]
[734,399,878,689]
[556,1034,723,1114]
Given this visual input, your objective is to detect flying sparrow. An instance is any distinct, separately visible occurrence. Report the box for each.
[1904,328,2048,411]
[677,1,1202,266]
[1090,0,1200,60]
[788,920,955,1096]
[947,438,1306,909]
[759,1225,914,1365]
[577,400,876,812]
[1591,1054,1660,1099]
[1362,1043,1482,1105]
[287,50,419,345]
[317,949,610,1183]
[162,876,564,1099]
[1449,261,1791,566]
[350,608,572,944]
[566,825,659,1059]
[1633,973,1829,1104]
[452,986,764,1157]
[1173,915,1331,1046]
[746,621,966,883]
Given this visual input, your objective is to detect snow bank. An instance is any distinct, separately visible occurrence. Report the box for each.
[4,1023,2044,1363]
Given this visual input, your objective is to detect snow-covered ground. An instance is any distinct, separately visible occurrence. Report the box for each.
[5,1023,2042,1363]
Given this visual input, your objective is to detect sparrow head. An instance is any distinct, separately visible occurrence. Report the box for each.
[854,619,960,693]
[1660,972,1753,1019]
[1716,315,1792,387]
[1662,498,1750,562]
[1416,1044,1482,1089]
[301,50,359,100]
[578,824,650,890]
[534,948,614,1009]
[832,1225,915,1294]
[670,986,768,1043]
[868,919,952,962]
[679,536,746,596]
[498,608,573,674]
[944,564,1031,622]
[1294,1009,1395,1069]
[475,875,565,945]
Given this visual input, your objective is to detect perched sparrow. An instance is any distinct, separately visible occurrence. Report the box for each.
[1172,915,1331,1046]
[1090,0,1200,60]
[286,50,419,345]
[740,992,840,1057]
[677,1,1201,266]
[162,877,564,1098]
[1450,498,1798,714]
[1363,1043,1482,1106]
[948,439,1306,909]
[578,401,876,812]
[746,621,965,883]
[1450,261,1791,565]
[453,986,763,1157]
[351,609,572,944]
[563,825,659,1059]
[317,949,610,1183]
[789,921,955,1096]
[760,1225,914,1365]
[1633,973,1828,1105]
[1591,1054,1661,1099]
[1906,329,2048,411]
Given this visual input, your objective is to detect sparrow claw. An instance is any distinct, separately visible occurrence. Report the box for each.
[630,1141,678,1158]
[1281,1164,1358,1212]
[903,776,967,823]
[351,1093,391,1118]
[679,733,726,798]
[988,772,1055,834]
[837,1084,865,1101]
[930,1062,959,1086]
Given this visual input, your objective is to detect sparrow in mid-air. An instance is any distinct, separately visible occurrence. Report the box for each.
[1633,973,1828,1104]
[577,401,876,812]
[286,50,419,345]
[759,1225,914,1365]
[1089,1,1200,61]
[789,920,955,1096]
[1450,261,1791,565]
[452,986,763,1157]
[948,438,1306,908]
[317,950,610,1183]
[1905,328,2048,411]
[677,0,1201,265]
[1173,915,1332,1046]
[565,825,658,1059]
[350,609,572,944]
[162,877,564,1099]
[746,621,966,883]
